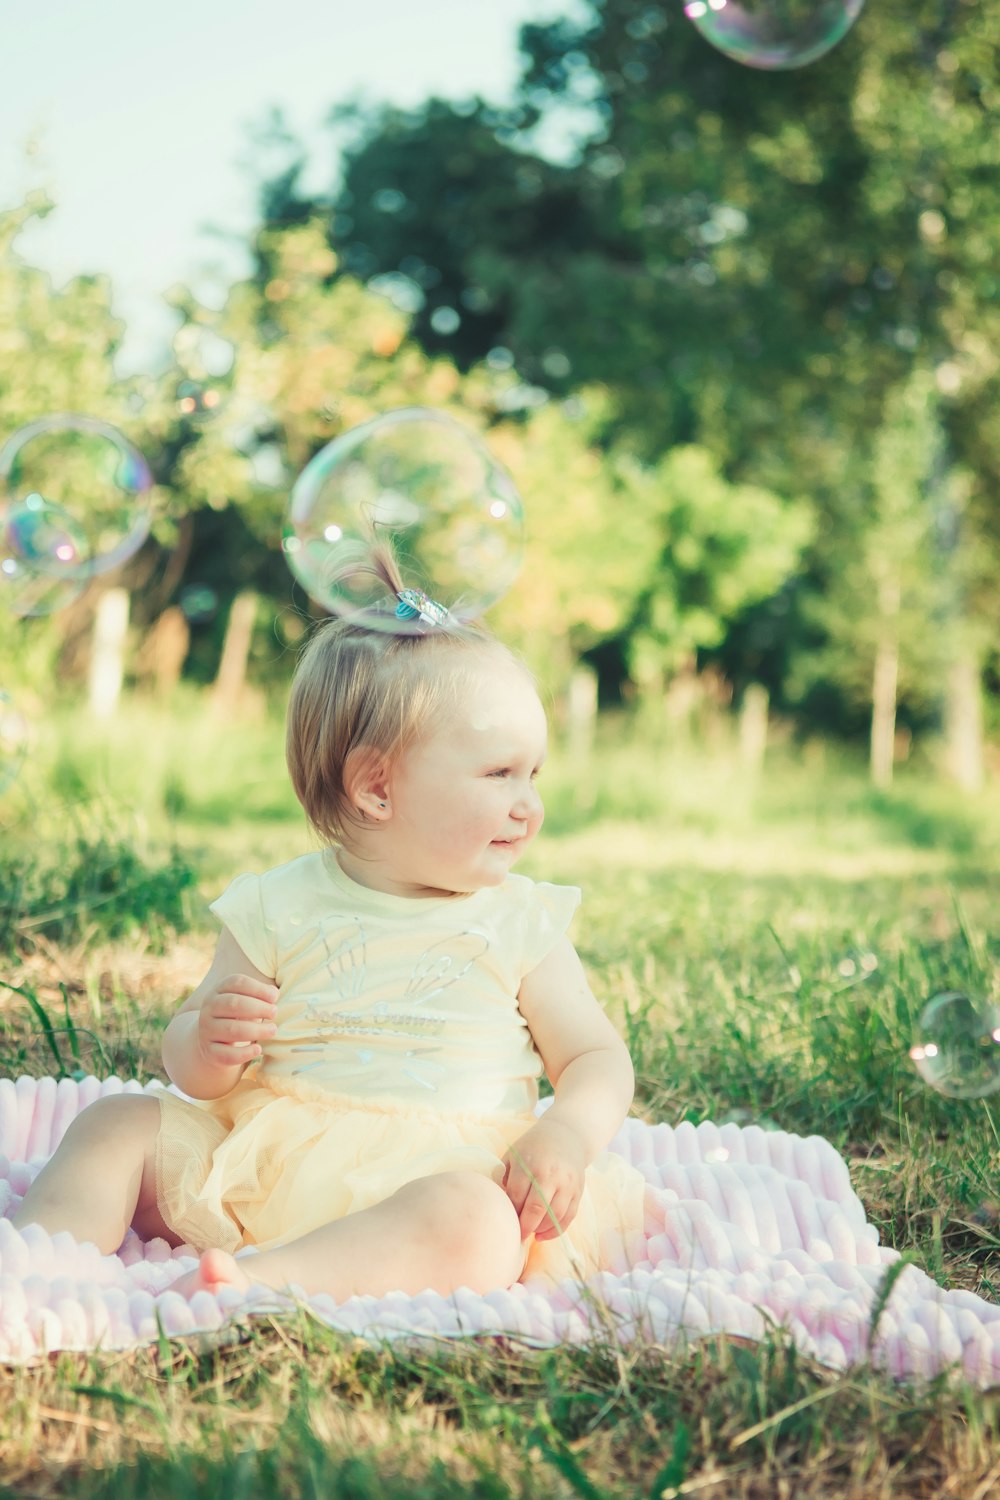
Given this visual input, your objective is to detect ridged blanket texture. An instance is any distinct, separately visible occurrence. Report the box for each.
[0,1074,997,1383]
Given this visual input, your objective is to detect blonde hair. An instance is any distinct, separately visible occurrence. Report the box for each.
[286,542,517,843]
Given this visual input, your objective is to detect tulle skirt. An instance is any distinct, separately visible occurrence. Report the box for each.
[153,1077,645,1283]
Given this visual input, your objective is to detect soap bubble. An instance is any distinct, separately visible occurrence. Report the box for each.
[0,690,29,793]
[909,992,1000,1100]
[1,496,90,617]
[176,380,223,419]
[684,0,865,70]
[179,583,219,623]
[0,415,153,617]
[282,407,524,632]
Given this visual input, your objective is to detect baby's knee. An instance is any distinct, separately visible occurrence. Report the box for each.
[424,1171,523,1286]
[63,1092,160,1149]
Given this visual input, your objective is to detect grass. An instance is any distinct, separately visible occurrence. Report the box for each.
[1,696,1000,1496]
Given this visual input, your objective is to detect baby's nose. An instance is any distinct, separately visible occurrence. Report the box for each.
[513,783,543,819]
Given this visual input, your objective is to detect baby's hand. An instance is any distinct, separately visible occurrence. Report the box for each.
[501,1116,587,1241]
[197,974,278,1066]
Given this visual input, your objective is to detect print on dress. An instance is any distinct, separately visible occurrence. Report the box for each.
[290,920,492,1093]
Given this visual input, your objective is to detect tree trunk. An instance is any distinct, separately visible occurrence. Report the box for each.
[870,631,899,789]
[88,588,130,719]
[739,683,769,777]
[566,663,598,759]
[943,648,984,791]
[136,606,191,698]
[211,591,257,719]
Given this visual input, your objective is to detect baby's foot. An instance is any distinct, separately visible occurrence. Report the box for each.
[171,1247,253,1300]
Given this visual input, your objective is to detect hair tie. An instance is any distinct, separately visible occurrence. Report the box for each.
[395,588,451,627]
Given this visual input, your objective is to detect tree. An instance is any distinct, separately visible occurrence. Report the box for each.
[790,371,961,782]
[270,0,999,754]
[0,195,143,695]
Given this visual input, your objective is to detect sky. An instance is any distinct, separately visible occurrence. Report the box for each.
[1,0,575,372]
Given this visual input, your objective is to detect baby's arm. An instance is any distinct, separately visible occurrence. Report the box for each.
[161,927,278,1100]
[504,936,634,1240]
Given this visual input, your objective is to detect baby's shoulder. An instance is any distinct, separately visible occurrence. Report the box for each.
[477,874,582,933]
[253,850,331,918]
[259,850,327,888]
[495,872,580,908]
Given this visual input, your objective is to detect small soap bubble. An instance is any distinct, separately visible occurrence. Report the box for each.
[176,380,223,419]
[835,947,878,982]
[282,407,524,632]
[0,690,29,793]
[0,415,153,617]
[909,992,1000,1100]
[5,493,86,569]
[684,0,865,70]
[1,496,89,617]
[178,584,219,624]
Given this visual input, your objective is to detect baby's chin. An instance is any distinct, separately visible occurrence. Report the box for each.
[457,859,522,894]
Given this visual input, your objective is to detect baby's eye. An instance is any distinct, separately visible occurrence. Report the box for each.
[487,767,511,779]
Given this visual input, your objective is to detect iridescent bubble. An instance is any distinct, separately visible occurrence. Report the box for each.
[909,992,1000,1101]
[282,407,525,633]
[6,493,86,568]
[0,689,29,793]
[0,415,153,618]
[684,0,865,70]
[179,583,219,623]
[1,494,89,618]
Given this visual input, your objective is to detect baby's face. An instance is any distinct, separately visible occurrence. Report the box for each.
[384,658,547,896]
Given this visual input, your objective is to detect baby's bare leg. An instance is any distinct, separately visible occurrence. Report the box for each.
[173,1170,524,1302]
[11,1094,180,1253]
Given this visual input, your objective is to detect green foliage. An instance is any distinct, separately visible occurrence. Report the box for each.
[5,0,1000,754]
[0,814,196,951]
[792,370,957,714]
[247,0,1000,737]
[628,444,814,682]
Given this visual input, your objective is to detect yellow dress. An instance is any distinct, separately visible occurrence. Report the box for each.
[154,852,645,1283]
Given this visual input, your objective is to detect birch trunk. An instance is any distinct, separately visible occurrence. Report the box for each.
[944,649,984,791]
[211,591,257,719]
[88,588,130,719]
[870,632,899,789]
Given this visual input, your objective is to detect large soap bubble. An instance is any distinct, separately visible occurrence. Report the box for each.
[909,992,1000,1101]
[282,408,524,632]
[684,0,865,70]
[0,415,153,618]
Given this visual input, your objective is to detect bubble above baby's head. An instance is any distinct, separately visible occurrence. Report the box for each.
[0,415,153,618]
[282,408,524,633]
[684,0,865,70]
[909,992,1000,1101]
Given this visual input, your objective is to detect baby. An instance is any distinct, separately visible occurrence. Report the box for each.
[14,547,645,1302]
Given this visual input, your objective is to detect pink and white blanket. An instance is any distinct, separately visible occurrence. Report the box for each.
[0,1074,997,1384]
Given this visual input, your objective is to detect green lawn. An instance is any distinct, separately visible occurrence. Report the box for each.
[1,700,999,1497]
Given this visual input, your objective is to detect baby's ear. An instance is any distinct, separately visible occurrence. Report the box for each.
[344,746,392,821]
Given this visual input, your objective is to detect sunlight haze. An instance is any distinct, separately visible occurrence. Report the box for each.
[1,0,565,371]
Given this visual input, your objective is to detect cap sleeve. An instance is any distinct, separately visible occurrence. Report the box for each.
[518,880,582,977]
[209,872,277,978]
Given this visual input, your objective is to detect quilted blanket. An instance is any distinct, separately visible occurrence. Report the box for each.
[0,1074,997,1384]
